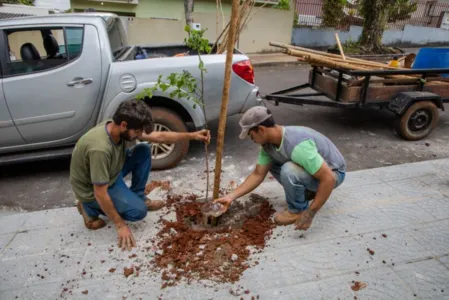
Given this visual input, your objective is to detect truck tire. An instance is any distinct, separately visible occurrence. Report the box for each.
[395,101,439,141]
[148,107,189,170]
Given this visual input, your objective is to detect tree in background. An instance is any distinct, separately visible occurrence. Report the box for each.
[1,0,34,4]
[358,0,416,52]
[274,0,290,10]
[185,0,194,28]
[322,0,346,28]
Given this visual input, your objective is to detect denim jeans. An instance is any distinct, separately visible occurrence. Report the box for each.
[270,161,345,213]
[82,143,152,222]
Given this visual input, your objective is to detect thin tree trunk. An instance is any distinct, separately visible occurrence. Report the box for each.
[359,0,388,52]
[213,0,240,200]
[185,0,194,28]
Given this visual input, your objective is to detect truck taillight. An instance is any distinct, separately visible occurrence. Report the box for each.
[232,60,255,84]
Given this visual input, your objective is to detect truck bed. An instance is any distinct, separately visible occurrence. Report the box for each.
[117,43,241,61]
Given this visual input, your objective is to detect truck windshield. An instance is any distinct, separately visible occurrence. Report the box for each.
[104,17,129,59]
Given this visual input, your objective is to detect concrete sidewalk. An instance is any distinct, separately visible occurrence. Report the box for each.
[1,159,449,299]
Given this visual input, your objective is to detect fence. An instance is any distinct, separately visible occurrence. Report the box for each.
[294,0,449,30]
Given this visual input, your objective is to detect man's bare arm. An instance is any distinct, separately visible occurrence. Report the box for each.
[308,161,336,213]
[295,161,336,231]
[140,129,210,144]
[94,184,125,227]
[94,184,136,250]
[214,164,271,210]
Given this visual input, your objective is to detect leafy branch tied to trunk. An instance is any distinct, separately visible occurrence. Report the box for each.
[136,26,212,201]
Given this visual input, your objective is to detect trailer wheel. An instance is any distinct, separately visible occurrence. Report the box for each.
[395,101,439,141]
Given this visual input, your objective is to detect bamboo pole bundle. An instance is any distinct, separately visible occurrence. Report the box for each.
[273,41,406,70]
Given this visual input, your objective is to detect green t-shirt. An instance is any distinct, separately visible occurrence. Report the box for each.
[69,120,127,203]
[257,140,323,175]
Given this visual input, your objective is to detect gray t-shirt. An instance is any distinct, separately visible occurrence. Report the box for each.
[257,126,346,174]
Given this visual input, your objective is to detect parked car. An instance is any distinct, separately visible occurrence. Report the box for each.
[0,13,262,169]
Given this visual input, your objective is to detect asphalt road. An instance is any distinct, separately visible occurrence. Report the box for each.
[1,65,449,212]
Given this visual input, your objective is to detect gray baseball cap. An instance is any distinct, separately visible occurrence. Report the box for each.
[239,106,272,139]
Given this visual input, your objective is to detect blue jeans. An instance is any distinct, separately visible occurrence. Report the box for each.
[270,161,345,213]
[82,143,152,222]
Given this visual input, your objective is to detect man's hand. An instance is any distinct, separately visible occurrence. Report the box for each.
[213,195,233,213]
[294,209,316,231]
[117,224,136,251]
[192,129,211,144]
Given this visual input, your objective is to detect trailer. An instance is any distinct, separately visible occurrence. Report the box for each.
[265,67,449,141]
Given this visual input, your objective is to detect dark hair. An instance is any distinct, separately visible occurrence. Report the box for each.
[250,109,276,133]
[112,99,154,134]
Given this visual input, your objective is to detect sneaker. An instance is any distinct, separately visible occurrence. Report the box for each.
[145,199,165,211]
[76,201,106,230]
[274,210,302,225]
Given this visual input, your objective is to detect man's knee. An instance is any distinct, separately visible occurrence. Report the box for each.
[280,162,310,183]
[122,206,147,222]
[132,143,151,160]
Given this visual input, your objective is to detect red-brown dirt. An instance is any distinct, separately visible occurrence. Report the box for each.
[149,193,275,288]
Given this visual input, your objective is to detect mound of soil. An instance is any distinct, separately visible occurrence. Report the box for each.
[150,193,275,288]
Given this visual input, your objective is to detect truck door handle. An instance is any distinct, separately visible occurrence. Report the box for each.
[67,78,93,87]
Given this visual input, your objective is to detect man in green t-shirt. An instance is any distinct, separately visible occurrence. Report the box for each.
[70,99,210,250]
[215,106,346,231]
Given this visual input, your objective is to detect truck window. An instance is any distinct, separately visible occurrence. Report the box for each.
[2,26,84,77]
[106,17,128,59]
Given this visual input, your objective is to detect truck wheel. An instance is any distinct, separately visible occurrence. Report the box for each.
[395,101,439,141]
[148,107,189,170]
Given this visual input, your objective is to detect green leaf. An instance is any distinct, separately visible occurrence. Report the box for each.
[160,83,169,92]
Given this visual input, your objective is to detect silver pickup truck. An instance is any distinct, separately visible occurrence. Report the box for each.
[0,13,262,169]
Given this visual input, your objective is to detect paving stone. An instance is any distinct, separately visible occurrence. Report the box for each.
[319,266,415,300]
[21,207,83,231]
[370,161,437,182]
[379,202,436,227]
[0,233,16,255]
[438,255,449,268]
[0,225,119,259]
[359,228,433,266]
[0,282,61,300]
[411,219,449,257]
[385,178,444,198]
[0,214,26,235]
[0,248,85,292]
[337,170,383,189]
[326,207,399,235]
[416,196,449,220]
[393,259,449,299]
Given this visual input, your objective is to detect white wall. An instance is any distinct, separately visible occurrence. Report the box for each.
[34,0,70,10]
[0,4,50,16]
[292,24,449,47]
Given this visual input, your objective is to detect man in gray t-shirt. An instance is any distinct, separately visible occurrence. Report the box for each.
[215,106,346,231]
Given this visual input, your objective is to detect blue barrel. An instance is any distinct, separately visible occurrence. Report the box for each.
[412,48,449,77]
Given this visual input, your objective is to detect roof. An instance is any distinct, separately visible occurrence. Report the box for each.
[0,12,33,19]
[0,12,118,26]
